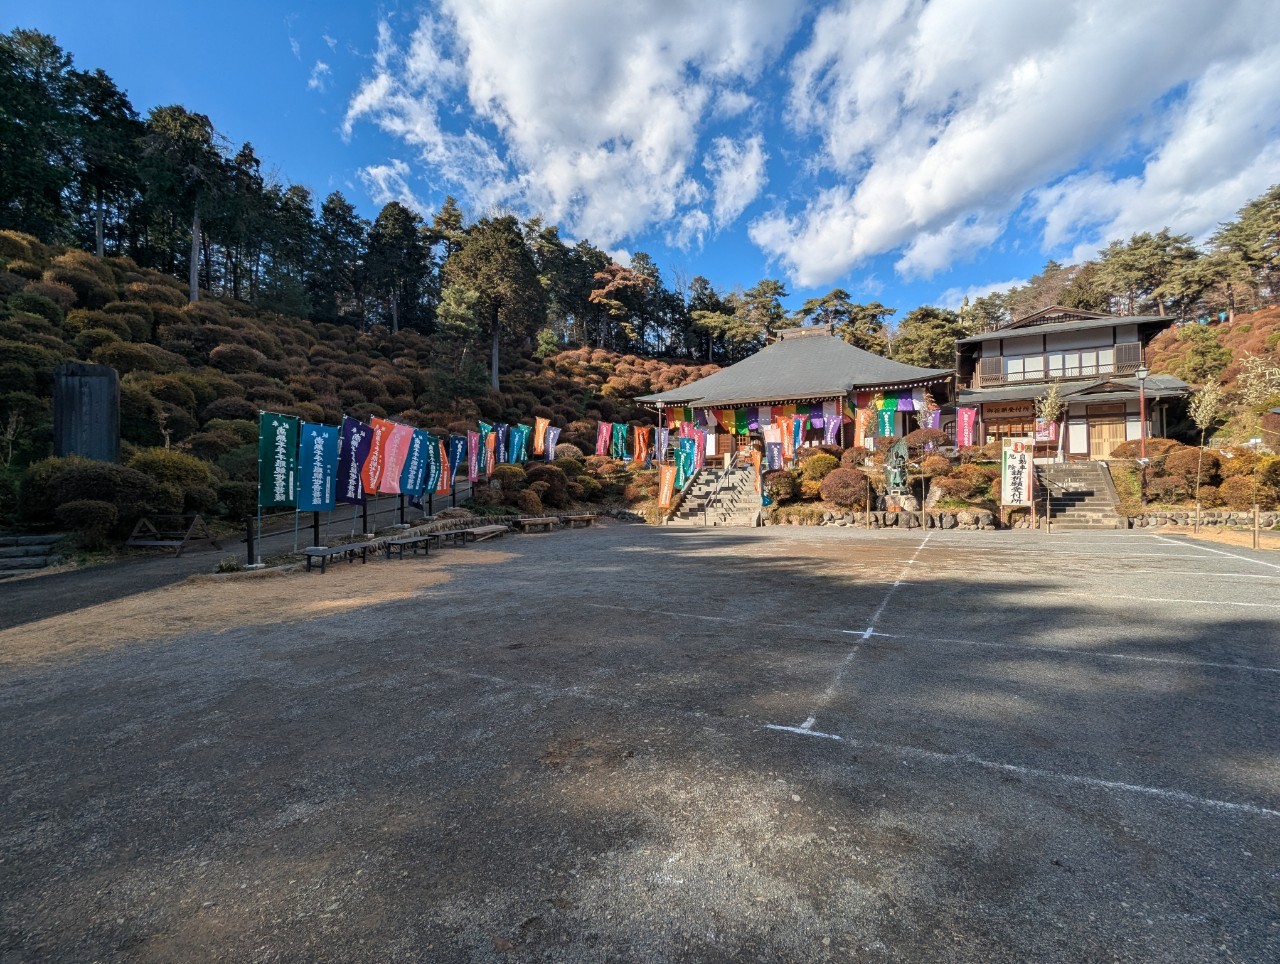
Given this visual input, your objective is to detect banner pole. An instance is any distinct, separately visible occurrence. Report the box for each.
[244,515,254,567]
[362,499,368,535]
[256,505,262,565]
[313,511,320,547]
[293,509,299,552]
[399,494,406,525]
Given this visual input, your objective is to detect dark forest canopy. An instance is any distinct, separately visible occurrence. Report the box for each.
[2,28,1278,375]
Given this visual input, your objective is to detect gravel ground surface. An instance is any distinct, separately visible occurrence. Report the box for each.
[1,522,1277,962]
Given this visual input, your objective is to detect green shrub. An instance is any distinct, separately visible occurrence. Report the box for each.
[125,281,186,307]
[1219,474,1264,511]
[44,265,116,309]
[799,452,839,481]
[128,448,212,489]
[202,418,258,445]
[525,464,570,508]
[120,384,164,447]
[552,456,585,477]
[74,327,123,356]
[55,499,118,549]
[209,343,265,373]
[202,397,257,422]
[92,341,166,374]
[215,480,257,519]
[19,456,156,530]
[217,443,258,482]
[7,291,63,326]
[0,230,35,261]
[515,488,543,515]
[66,309,132,339]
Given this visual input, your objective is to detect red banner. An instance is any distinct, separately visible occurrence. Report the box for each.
[596,421,611,456]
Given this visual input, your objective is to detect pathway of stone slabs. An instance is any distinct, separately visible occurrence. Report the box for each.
[2,524,1278,962]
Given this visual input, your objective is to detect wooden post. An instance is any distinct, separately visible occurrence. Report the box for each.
[1255,503,1261,550]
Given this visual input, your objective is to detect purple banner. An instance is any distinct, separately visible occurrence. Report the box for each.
[337,415,373,505]
[545,426,561,461]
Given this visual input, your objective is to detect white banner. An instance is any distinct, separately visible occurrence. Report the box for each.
[1001,437,1035,507]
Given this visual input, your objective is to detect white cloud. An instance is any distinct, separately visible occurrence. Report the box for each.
[323,33,337,51]
[937,278,1026,310]
[358,160,428,215]
[343,0,1280,289]
[343,1,801,245]
[307,61,331,92]
[756,0,1280,285]
[704,135,768,230]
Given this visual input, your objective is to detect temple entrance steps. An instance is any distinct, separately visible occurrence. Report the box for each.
[667,465,760,526]
[1036,461,1123,530]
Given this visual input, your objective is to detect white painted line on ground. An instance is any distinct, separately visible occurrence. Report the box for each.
[1041,589,1280,610]
[764,716,843,740]
[842,737,1280,820]
[1154,534,1280,570]
[765,535,934,736]
[923,634,1280,676]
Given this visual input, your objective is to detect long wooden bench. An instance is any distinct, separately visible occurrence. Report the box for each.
[303,542,373,573]
[514,516,559,533]
[126,514,222,557]
[561,514,597,528]
[440,524,508,547]
[383,532,440,560]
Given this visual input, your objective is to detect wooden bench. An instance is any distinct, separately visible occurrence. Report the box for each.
[561,514,597,528]
[383,532,440,560]
[125,514,222,557]
[514,517,559,533]
[303,542,373,573]
[440,524,508,547]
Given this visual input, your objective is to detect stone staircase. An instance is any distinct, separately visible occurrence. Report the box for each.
[667,465,760,526]
[1036,462,1122,531]
[0,532,66,580]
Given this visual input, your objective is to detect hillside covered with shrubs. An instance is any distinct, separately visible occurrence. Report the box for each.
[0,229,717,537]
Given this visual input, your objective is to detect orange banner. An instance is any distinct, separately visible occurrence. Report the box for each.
[532,416,550,455]
[657,463,677,509]
[751,449,762,492]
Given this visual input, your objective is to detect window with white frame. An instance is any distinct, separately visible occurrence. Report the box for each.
[1048,348,1116,378]
[1004,354,1045,382]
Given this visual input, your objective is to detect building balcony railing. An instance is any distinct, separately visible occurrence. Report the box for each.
[967,344,1144,389]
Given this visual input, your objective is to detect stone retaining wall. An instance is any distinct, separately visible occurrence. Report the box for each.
[775,509,997,530]
[1125,510,1279,529]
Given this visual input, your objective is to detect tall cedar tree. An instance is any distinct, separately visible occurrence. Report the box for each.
[443,215,546,391]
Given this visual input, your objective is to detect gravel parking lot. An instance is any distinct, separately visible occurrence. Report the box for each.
[2,523,1277,962]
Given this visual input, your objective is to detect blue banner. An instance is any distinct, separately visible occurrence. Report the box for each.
[610,422,628,459]
[509,423,530,463]
[297,422,338,512]
[447,435,467,478]
[496,423,509,463]
[545,425,561,461]
[478,421,493,473]
[399,429,429,496]
[412,433,441,509]
[337,416,372,506]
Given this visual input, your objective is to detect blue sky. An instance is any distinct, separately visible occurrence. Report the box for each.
[15,1,1280,323]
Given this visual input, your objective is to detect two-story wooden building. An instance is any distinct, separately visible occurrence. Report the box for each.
[955,306,1190,459]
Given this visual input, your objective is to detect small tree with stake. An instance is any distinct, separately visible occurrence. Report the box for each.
[1035,382,1066,463]
[1188,381,1225,533]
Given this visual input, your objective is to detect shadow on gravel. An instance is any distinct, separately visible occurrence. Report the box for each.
[1,525,1276,961]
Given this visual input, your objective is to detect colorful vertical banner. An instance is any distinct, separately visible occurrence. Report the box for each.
[297,422,338,512]
[822,401,841,444]
[361,417,393,494]
[656,426,670,461]
[477,421,493,474]
[403,430,430,508]
[956,407,978,447]
[257,412,299,508]
[378,422,415,494]
[337,416,372,505]
[780,416,795,461]
[1001,438,1035,507]
[877,409,896,437]
[675,437,696,487]
[734,408,748,435]
[496,424,509,463]
[544,426,561,461]
[447,435,467,479]
[657,463,677,509]
[792,414,805,454]
[467,430,480,482]
[633,426,652,466]
[435,437,452,494]
[1034,418,1059,442]
[766,441,783,470]
[610,422,628,459]
[509,423,531,463]
[694,429,706,471]
[751,449,762,492]
[855,408,873,445]
[596,421,611,456]
[532,417,550,456]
